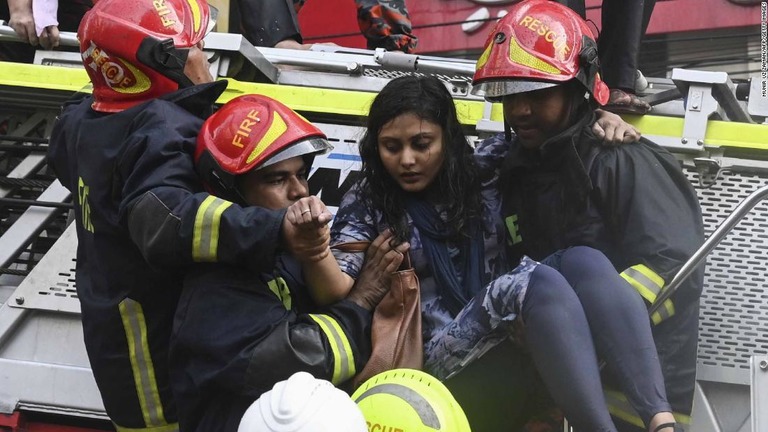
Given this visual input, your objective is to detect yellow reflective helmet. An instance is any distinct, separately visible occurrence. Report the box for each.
[352,369,471,432]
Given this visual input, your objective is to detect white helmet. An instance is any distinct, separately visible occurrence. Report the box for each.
[238,372,367,432]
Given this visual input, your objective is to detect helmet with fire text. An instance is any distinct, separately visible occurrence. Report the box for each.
[353,369,471,432]
[471,0,609,105]
[195,94,332,202]
[77,0,217,112]
[238,371,367,432]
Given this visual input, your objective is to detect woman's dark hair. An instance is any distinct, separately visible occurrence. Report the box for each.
[358,75,481,242]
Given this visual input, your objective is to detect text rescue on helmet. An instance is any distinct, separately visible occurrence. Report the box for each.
[518,15,571,59]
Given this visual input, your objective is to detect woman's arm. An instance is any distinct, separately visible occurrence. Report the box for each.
[301,249,355,306]
[285,196,354,305]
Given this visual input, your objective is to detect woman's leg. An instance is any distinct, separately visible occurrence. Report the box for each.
[556,246,672,427]
[522,264,617,432]
[423,257,539,381]
[423,258,617,431]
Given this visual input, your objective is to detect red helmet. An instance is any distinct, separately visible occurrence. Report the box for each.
[195,94,332,200]
[78,0,215,112]
[471,0,609,105]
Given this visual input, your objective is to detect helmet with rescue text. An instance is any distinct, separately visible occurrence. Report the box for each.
[78,0,217,112]
[471,0,609,105]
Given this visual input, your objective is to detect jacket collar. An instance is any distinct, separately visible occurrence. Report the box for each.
[502,109,597,211]
[504,109,596,171]
[159,80,229,117]
[537,109,596,162]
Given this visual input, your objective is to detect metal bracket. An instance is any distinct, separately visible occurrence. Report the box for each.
[201,32,279,83]
[475,100,503,135]
[446,79,470,97]
[672,68,755,149]
[693,157,725,188]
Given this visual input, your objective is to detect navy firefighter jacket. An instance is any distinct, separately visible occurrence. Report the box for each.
[46,81,288,430]
[494,110,705,419]
[170,253,372,432]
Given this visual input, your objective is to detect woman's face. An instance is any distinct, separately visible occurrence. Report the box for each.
[377,113,445,193]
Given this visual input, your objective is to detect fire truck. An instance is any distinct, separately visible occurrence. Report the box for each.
[0,23,766,432]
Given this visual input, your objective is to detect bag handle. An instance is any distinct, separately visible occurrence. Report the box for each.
[330,241,371,253]
[331,240,412,270]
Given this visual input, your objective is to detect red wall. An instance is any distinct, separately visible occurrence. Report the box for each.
[298,0,761,54]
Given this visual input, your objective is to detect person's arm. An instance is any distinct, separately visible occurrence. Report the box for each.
[172,235,407,399]
[301,245,355,305]
[118,102,288,271]
[32,0,60,49]
[285,196,355,305]
[591,139,705,324]
[592,109,641,144]
[8,0,38,45]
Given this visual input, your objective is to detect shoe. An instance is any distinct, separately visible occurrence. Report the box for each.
[635,69,649,93]
[652,422,684,432]
[604,88,651,115]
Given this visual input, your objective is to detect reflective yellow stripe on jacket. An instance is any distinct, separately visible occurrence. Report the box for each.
[309,314,356,384]
[267,277,292,310]
[192,196,233,262]
[118,299,172,430]
[620,264,675,324]
[115,423,179,432]
[604,389,691,428]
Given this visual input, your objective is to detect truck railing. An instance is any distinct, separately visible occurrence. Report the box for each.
[651,183,768,316]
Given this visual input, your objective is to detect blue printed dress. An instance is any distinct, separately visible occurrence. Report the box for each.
[330,137,539,380]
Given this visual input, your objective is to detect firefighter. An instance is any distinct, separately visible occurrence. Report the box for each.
[47,0,329,430]
[171,94,409,432]
[472,1,704,431]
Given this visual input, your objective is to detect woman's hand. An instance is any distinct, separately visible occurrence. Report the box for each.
[347,229,410,311]
[592,109,641,145]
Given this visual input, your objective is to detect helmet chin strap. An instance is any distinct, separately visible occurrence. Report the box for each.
[136,37,195,89]
[504,117,513,143]
[576,35,600,102]
[196,151,245,204]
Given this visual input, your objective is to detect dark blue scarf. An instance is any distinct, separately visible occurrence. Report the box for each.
[405,196,485,316]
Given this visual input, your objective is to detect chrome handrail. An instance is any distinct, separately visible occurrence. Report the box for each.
[0,21,78,46]
[649,183,768,315]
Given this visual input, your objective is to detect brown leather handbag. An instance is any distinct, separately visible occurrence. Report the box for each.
[331,241,423,388]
